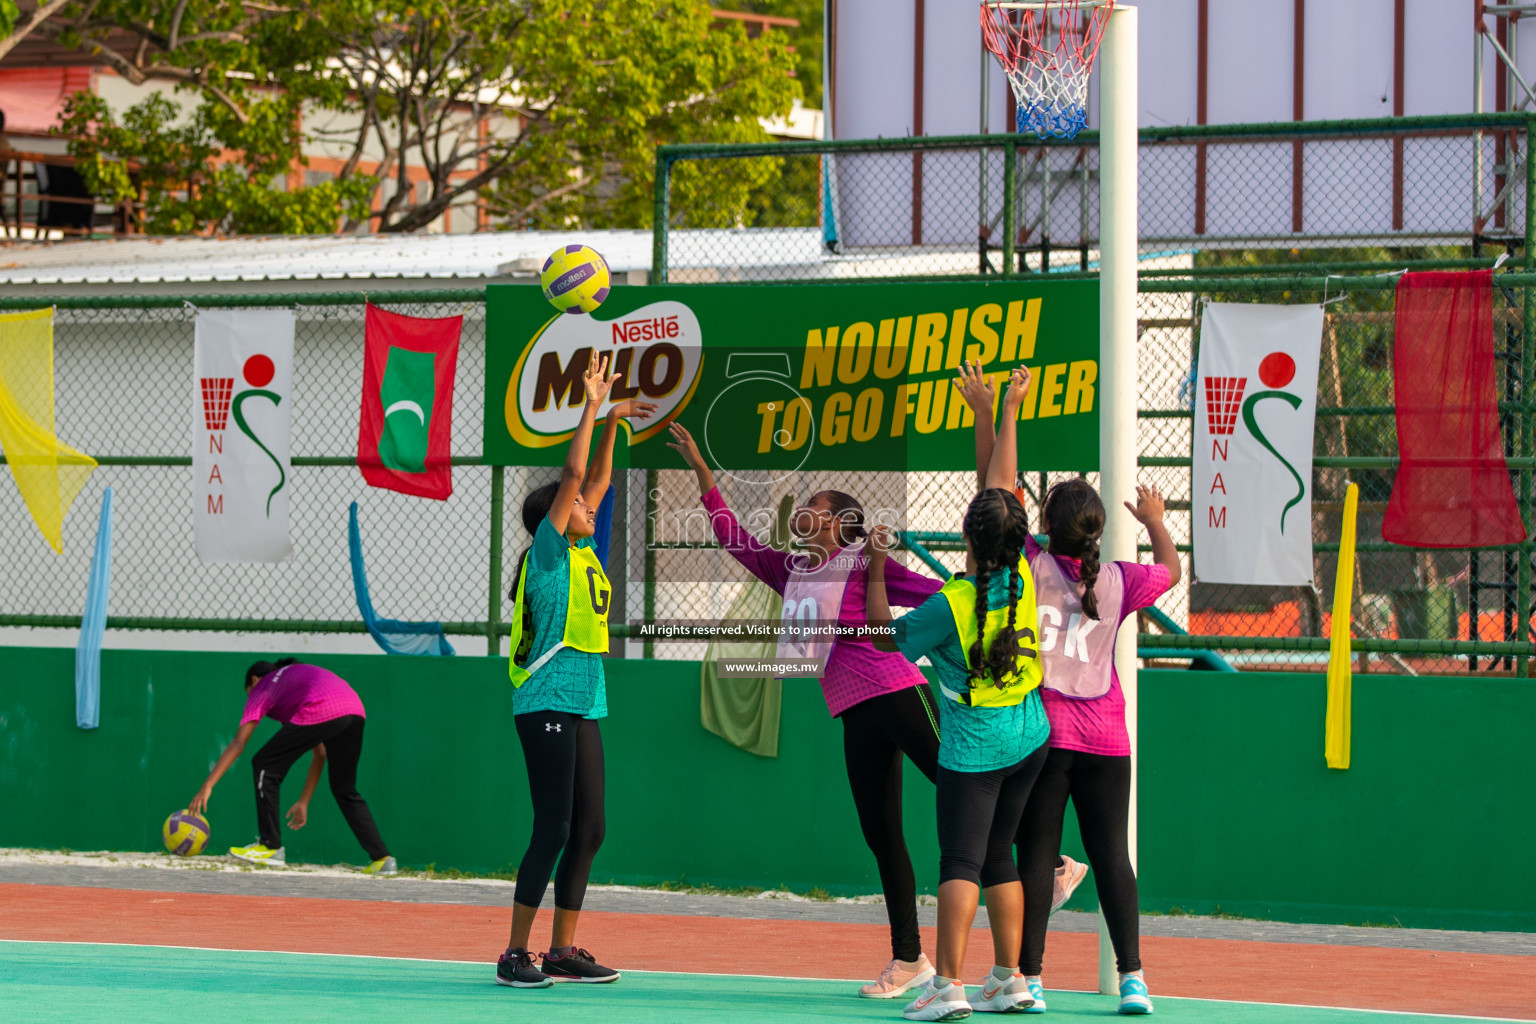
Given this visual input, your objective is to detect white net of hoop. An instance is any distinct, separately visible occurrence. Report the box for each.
[980,0,1114,139]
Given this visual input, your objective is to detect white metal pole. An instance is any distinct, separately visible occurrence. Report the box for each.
[1474,4,1484,234]
[1096,2,1138,998]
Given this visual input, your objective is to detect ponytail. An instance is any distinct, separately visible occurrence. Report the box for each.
[509,546,535,663]
[967,566,992,685]
[1042,479,1107,622]
[982,567,1022,688]
[1078,538,1102,621]
[961,487,1032,688]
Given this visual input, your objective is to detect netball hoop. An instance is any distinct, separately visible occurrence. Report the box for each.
[980,0,1114,139]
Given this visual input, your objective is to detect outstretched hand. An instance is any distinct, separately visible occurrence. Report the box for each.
[953,358,996,416]
[1000,365,1032,410]
[188,790,210,817]
[1124,484,1167,525]
[666,422,705,469]
[582,350,619,406]
[609,399,659,421]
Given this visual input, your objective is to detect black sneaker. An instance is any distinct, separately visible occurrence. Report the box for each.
[495,949,553,988]
[540,947,621,983]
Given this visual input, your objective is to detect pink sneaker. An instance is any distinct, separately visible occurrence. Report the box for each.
[1052,856,1089,914]
[859,954,937,999]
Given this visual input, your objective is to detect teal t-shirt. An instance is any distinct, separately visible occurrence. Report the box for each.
[511,516,608,720]
[893,579,1049,773]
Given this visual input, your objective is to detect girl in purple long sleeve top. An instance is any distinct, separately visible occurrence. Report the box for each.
[668,422,944,998]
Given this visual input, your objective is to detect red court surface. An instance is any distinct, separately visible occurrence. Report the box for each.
[1,883,1530,1020]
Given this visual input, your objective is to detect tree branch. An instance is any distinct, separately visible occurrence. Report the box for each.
[0,0,75,63]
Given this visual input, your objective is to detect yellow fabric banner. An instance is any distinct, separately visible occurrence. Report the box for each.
[0,308,95,553]
[1325,482,1358,770]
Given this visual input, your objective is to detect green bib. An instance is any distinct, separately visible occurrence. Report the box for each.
[508,544,612,688]
[937,556,1042,708]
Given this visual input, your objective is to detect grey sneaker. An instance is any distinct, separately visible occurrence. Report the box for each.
[363,855,397,876]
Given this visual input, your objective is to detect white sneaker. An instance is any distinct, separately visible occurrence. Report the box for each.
[904,979,973,1021]
[1051,856,1088,914]
[860,954,937,998]
[229,843,285,867]
[971,969,1034,1013]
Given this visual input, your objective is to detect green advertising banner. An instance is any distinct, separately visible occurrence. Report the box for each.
[483,281,1099,471]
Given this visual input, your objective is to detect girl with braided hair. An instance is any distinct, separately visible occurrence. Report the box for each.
[868,367,1048,1021]
[1009,479,1177,1015]
[965,367,1180,1014]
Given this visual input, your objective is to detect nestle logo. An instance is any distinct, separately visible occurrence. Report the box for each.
[612,314,681,345]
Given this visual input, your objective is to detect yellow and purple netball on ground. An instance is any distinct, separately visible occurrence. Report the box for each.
[540,244,611,315]
[162,810,211,856]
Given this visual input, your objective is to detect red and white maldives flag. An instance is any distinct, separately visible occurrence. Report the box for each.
[1193,303,1323,586]
[193,309,295,563]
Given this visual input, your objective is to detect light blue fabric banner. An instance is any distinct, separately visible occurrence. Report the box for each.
[349,502,455,656]
[75,487,112,729]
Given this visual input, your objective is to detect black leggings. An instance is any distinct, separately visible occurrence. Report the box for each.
[937,744,1048,887]
[513,711,606,912]
[1017,748,1140,975]
[839,684,940,963]
[250,715,388,861]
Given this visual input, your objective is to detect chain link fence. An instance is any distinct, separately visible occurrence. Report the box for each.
[651,113,1536,675]
[4,115,1535,675]
[656,113,1532,281]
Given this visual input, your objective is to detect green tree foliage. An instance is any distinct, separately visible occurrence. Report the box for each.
[713,0,823,107]
[481,0,800,230]
[61,92,374,235]
[50,0,799,234]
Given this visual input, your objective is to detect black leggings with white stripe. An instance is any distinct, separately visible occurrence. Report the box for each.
[251,714,388,861]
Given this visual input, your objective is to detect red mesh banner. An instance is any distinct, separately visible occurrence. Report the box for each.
[1383,269,1527,547]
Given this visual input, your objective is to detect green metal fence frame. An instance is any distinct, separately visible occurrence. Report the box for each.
[652,111,1536,288]
[5,114,1536,670]
[649,113,1536,672]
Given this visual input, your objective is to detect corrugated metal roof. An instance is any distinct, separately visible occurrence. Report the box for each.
[0,229,826,285]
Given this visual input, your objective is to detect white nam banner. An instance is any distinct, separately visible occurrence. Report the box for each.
[1193,303,1323,586]
[194,309,296,563]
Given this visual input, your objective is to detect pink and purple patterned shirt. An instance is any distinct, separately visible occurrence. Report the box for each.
[702,488,942,717]
[240,663,366,727]
[1024,535,1170,756]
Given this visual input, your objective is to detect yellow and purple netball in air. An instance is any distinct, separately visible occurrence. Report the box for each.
[540,244,611,315]
[162,810,211,856]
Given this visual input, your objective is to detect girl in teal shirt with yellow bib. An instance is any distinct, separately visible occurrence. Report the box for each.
[495,350,654,990]
[869,368,1049,1020]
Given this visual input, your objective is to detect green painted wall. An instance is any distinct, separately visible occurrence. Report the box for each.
[1,647,1530,932]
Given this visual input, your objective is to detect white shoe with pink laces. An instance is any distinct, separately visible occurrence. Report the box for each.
[1052,856,1089,914]
[859,954,937,999]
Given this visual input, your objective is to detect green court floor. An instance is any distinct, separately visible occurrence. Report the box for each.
[0,941,1513,1024]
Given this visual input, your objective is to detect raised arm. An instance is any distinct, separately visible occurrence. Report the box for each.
[582,398,658,506]
[865,526,900,652]
[1124,484,1182,587]
[189,720,260,816]
[666,421,716,496]
[985,366,1033,492]
[549,351,618,536]
[669,421,794,589]
[954,358,997,492]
